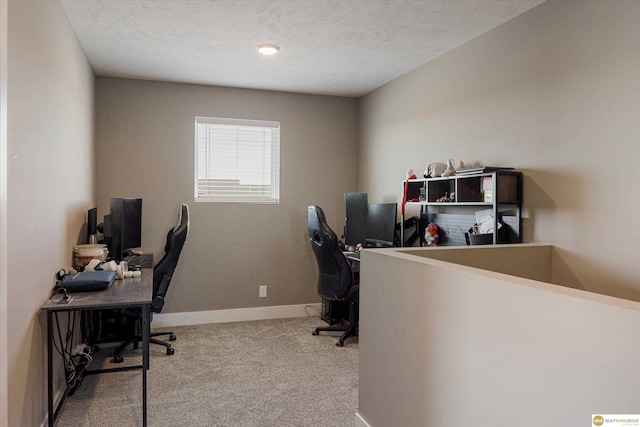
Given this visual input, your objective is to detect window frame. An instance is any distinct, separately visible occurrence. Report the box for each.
[194,116,281,204]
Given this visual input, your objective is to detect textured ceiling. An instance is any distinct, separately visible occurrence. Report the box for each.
[61,0,546,97]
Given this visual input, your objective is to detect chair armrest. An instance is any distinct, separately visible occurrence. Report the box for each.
[151,296,164,312]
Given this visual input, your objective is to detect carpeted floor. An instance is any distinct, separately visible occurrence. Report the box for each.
[57,316,359,427]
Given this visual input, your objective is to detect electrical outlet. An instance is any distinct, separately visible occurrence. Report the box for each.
[259,285,267,298]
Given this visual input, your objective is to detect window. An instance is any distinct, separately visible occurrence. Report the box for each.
[195,116,280,203]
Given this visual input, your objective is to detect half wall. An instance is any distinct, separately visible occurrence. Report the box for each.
[357,244,640,427]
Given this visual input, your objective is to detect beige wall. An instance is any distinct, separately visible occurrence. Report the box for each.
[0,2,7,424]
[404,244,553,283]
[357,247,640,427]
[95,77,358,313]
[359,0,640,301]
[4,1,94,426]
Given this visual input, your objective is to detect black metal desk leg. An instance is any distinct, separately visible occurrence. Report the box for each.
[47,310,54,427]
[141,304,149,426]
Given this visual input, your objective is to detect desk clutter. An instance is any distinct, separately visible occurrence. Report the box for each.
[53,255,154,295]
[71,245,151,286]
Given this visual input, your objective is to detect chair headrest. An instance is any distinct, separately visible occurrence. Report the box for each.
[308,205,327,236]
[175,204,189,237]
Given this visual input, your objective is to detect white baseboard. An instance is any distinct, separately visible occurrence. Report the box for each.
[152,303,322,328]
[355,412,372,427]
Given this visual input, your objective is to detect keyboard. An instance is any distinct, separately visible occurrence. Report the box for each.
[123,253,153,268]
[343,251,360,260]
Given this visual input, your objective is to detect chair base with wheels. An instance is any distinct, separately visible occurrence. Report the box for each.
[312,288,359,347]
[112,329,177,363]
[312,319,358,347]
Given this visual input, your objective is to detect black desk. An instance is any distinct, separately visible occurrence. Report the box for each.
[41,269,153,427]
[343,250,361,279]
[343,251,361,263]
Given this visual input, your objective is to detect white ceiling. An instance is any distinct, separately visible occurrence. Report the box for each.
[61,0,546,97]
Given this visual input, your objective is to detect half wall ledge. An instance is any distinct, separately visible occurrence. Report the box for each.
[357,244,640,427]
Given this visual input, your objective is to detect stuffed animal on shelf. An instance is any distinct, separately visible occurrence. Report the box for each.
[425,223,439,246]
[406,168,417,180]
[441,158,456,177]
[423,162,446,178]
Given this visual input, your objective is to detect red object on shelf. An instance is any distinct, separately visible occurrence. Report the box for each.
[402,172,417,215]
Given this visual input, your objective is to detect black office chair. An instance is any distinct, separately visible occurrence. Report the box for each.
[112,203,190,362]
[308,205,359,347]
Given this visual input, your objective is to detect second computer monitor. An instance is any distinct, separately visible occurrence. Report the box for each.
[366,203,397,248]
[109,198,142,261]
[344,192,368,247]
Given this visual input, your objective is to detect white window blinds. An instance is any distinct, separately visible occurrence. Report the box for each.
[195,117,280,203]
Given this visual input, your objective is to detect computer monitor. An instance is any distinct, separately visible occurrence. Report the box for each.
[344,192,368,247]
[107,198,142,261]
[366,203,397,248]
[87,207,98,243]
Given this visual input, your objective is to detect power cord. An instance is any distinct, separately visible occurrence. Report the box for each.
[51,287,72,303]
[304,304,321,317]
[52,310,94,394]
[53,311,76,387]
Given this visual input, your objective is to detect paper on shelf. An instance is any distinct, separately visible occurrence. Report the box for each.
[474,209,501,234]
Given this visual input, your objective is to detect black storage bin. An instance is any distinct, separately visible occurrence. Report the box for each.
[467,233,494,245]
[466,223,510,245]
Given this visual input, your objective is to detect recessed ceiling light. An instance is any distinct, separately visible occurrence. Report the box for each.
[256,44,280,55]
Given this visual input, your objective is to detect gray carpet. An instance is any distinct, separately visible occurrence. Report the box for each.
[57,316,359,426]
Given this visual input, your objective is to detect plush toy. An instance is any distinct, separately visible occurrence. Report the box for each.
[406,168,417,180]
[423,162,446,178]
[425,223,439,246]
[441,158,456,177]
